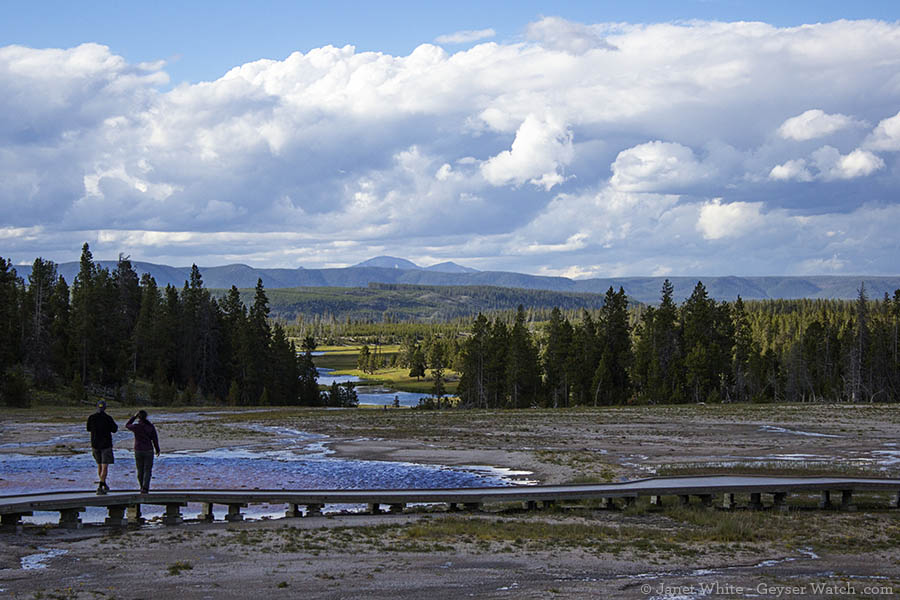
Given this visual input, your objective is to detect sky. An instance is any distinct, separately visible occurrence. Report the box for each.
[2,1,900,277]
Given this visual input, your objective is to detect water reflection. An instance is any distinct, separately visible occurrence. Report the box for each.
[316,367,361,386]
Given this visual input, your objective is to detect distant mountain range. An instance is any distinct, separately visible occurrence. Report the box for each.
[11,256,900,304]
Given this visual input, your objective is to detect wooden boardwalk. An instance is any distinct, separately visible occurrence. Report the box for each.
[2,475,899,529]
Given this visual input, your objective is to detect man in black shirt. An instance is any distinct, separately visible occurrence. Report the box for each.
[86,400,118,495]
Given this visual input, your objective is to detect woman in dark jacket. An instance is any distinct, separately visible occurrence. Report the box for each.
[126,410,160,494]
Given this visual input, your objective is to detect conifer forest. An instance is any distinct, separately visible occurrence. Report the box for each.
[2,245,898,408]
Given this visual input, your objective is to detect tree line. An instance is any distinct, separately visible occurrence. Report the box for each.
[1,244,321,407]
[4,245,898,410]
[456,281,900,407]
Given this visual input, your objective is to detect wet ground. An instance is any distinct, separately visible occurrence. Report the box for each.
[0,418,526,523]
[2,404,900,599]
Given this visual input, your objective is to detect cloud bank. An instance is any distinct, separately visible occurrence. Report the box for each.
[3,18,900,276]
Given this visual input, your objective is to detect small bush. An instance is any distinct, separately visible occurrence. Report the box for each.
[167,561,193,576]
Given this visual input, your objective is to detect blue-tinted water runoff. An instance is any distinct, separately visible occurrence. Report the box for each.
[0,417,534,523]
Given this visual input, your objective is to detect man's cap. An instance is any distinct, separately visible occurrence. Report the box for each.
[97,400,107,409]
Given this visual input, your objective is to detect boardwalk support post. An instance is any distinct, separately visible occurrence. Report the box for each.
[749,493,763,510]
[841,490,856,512]
[58,507,84,529]
[525,500,538,511]
[198,503,215,522]
[306,503,323,517]
[698,494,713,508]
[650,495,663,506]
[285,504,302,518]
[105,505,127,527]
[163,503,185,526]
[819,491,832,509]
[541,500,556,510]
[722,493,735,510]
[623,497,636,509]
[369,503,382,515]
[1,512,30,532]
[127,504,145,525]
[225,503,246,522]
[892,492,900,509]
[389,503,404,514]
[773,492,788,512]
[678,495,690,507]
[600,498,615,510]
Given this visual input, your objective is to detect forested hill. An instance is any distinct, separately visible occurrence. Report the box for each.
[12,259,900,303]
[223,284,616,322]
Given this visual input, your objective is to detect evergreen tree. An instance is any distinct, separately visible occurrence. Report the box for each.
[244,278,272,404]
[542,307,573,407]
[571,310,599,405]
[429,339,446,400]
[357,344,372,373]
[682,281,732,402]
[458,313,490,408]
[592,287,632,405]
[731,296,758,402]
[0,258,25,405]
[133,274,161,378]
[297,334,321,405]
[485,319,509,407]
[69,243,97,385]
[651,279,683,403]
[24,258,58,387]
[219,285,247,399]
[408,344,426,380]
[48,276,70,380]
[112,255,141,386]
[506,305,540,408]
[846,283,870,401]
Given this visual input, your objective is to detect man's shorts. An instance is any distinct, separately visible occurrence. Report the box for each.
[92,447,115,464]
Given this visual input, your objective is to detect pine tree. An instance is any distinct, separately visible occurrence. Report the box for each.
[297,334,320,406]
[593,287,632,405]
[506,305,540,408]
[408,345,426,380]
[458,313,490,408]
[0,258,25,405]
[244,278,272,404]
[69,243,97,385]
[542,307,573,407]
[24,258,58,387]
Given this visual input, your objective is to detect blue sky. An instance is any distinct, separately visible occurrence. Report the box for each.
[2,1,900,276]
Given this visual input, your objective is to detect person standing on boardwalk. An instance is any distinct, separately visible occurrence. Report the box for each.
[86,400,117,495]
[126,410,160,494]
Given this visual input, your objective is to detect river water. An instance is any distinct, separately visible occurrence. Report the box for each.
[0,417,533,524]
[317,367,431,407]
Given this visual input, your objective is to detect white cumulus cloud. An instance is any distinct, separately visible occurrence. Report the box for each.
[769,159,813,182]
[777,109,860,141]
[610,141,712,192]
[811,146,885,180]
[4,18,900,275]
[864,109,900,151]
[697,198,765,240]
[481,113,574,190]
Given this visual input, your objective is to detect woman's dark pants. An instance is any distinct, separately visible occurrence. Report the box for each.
[135,450,154,492]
